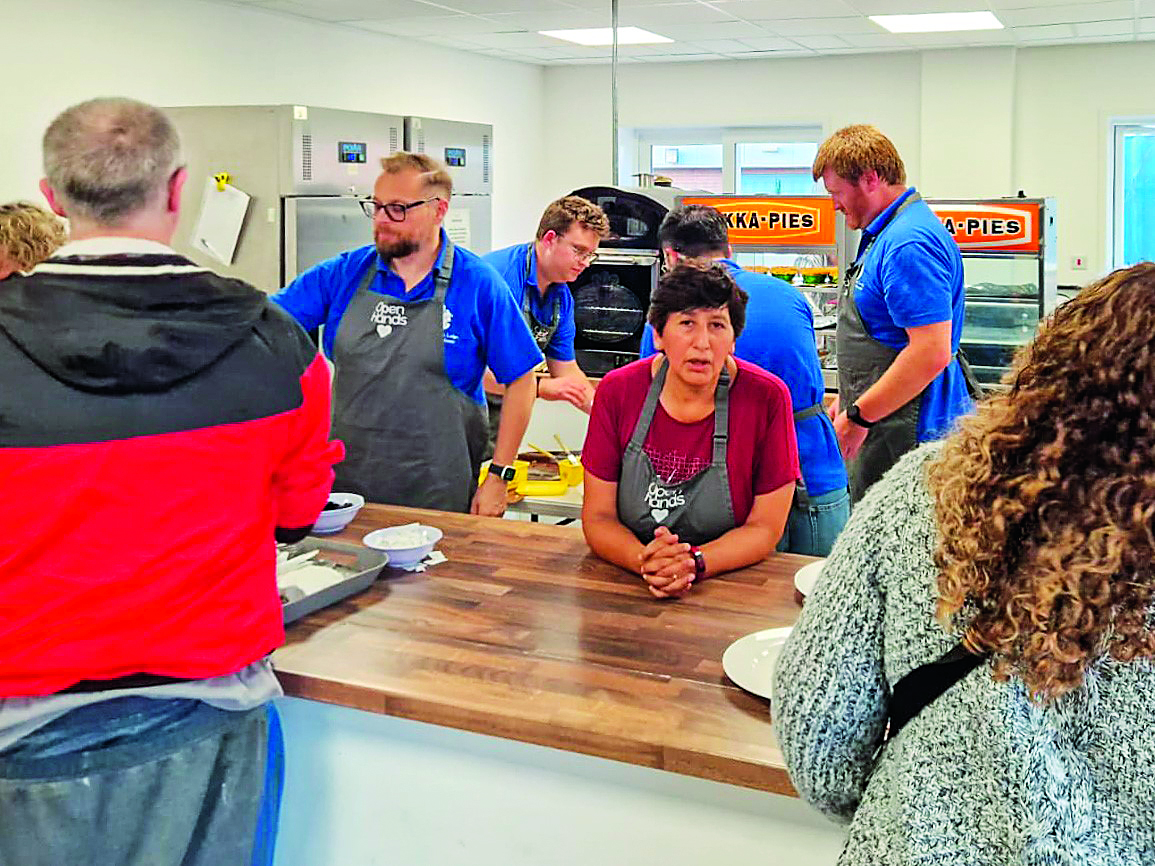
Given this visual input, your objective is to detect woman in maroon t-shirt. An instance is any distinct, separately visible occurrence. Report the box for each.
[582,263,799,598]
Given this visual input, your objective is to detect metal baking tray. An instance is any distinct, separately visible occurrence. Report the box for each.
[277,538,388,624]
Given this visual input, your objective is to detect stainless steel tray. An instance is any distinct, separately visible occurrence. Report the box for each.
[278,538,388,624]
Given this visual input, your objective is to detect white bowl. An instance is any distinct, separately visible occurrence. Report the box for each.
[362,524,443,567]
[311,493,365,534]
[794,558,826,597]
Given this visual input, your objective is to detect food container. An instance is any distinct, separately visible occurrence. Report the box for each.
[311,493,365,534]
[362,524,444,568]
[278,538,388,624]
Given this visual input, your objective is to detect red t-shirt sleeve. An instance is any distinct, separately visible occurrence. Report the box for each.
[751,370,801,496]
[581,367,630,483]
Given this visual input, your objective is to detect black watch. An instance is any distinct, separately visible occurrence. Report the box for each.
[690,546,707,579]
[489,462,517,482]
[846,403,876,429]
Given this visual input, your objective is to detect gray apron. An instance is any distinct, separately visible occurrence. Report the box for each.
[484,244,559,460]
[331,240,488,512]
[617,358,736,547]
[837,192,980,502]
[789,402,829,508]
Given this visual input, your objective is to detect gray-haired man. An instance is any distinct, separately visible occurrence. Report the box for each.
[0,97,341,865]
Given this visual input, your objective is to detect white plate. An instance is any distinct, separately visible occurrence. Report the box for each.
[793,558,827,597]
[721,626,792,699]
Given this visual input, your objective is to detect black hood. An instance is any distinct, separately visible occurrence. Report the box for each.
[0,259,268,394]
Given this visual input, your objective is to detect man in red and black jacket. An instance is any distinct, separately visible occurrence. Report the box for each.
[0,97,343,866]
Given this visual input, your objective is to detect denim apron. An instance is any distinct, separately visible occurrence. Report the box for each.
[837,192,980,502]
[331,239,488,512]
[616,357,736,546]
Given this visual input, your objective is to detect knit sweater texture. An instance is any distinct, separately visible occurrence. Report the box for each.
[771,442,1155,865]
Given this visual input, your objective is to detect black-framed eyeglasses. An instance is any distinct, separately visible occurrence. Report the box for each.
[359,197,441,221]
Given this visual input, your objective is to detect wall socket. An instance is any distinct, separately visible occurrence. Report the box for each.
[1071,256,1087,270]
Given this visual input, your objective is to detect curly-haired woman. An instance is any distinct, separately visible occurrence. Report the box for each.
[0,202,66,279]
[773,262,1155,863]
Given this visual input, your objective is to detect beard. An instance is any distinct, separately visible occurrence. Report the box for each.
[375,235,420,260]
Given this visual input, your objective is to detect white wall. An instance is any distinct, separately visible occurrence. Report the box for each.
[545,41,1155,285]
[3,0,546,249]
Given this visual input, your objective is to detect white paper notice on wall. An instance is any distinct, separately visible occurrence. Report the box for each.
[444,208,471,248]
[192,178,251,265]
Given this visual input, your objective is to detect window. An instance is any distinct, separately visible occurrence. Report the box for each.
[649,143,724,193]
[736,142,820,195]
[1110,121,1155,269]
[629,126,823,194]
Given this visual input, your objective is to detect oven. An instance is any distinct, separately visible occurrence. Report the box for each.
[569,185,691,377]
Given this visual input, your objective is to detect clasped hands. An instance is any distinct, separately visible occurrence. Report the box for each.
[637,526,695,599]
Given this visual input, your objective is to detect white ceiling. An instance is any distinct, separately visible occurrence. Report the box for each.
[220,0,1155,64]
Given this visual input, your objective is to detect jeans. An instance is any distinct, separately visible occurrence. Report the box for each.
[777,485,851,557]
[0,696,272,866]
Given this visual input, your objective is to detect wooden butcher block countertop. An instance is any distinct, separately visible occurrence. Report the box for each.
[273,504,815,797]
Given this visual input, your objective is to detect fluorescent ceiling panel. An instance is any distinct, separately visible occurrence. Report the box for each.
[870,11,1003,33]
[540,26,673,44]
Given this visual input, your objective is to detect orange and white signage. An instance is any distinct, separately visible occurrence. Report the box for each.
[678,196,837,247]
[928,201,1041,253]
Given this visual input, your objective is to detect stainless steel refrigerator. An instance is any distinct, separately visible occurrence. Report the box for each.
[166,104,403,293]
[404,116,493,254]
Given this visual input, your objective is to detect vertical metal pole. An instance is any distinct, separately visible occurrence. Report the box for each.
[611,0,619,185]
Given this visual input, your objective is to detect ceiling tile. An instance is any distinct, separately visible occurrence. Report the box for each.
[716,0,860,16]
[853,0,1005,12]
[999,1,1134,27]
[838,31,910,48]
[428,0,570,12]
[1012,23,1079,40]
[482,9,602,30]
[622,3,738,25]
[790,34,851,49]
[689,38,763,52]
[1072,18,1135,37]
[1140,0,1155,15]
[349,15,497,36]
[756,16,880,36]
[296,0,451,19]
[737,35,807,49]
[1141,17,1155,33]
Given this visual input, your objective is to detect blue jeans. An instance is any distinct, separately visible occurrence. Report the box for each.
[0,696,275,866]
[777,486,851,557]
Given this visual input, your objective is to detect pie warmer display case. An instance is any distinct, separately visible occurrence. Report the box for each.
[926,197,1059,388]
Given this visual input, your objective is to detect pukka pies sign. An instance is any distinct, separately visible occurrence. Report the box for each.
[678,196,837,247]
[928,201,1041,253]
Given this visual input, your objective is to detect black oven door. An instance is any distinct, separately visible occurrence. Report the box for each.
[571,253,659,378]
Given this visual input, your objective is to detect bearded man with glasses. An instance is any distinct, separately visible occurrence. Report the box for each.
[274,151,542,515]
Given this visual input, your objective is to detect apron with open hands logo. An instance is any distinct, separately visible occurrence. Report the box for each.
[617,358,736,547]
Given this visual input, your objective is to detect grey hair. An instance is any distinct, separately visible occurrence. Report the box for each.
[43,97,182,225]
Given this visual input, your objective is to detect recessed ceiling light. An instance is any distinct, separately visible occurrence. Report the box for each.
[539,27,673,46]
[869,11,1004,33]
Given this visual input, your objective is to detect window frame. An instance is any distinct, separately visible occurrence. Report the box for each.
[1108,117,1155,270]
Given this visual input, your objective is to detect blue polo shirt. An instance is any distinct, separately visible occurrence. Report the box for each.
[272,232,544,406]
[640,259,847,497]
[853,188,972,441]
[482,242,577,362]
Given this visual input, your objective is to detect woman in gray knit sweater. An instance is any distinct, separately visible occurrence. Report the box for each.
[773,262,1155,865]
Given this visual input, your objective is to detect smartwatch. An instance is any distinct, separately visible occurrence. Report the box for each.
[846,403,876,429]
[690,546,707,580]
[489,463,517,482]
